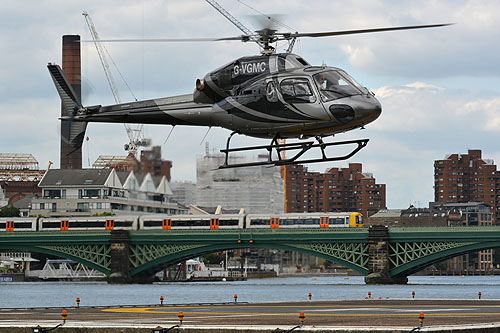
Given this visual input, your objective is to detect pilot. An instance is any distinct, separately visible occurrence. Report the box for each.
[316,74,338,90]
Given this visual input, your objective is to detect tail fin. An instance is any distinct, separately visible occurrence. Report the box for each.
[47,63,87,149]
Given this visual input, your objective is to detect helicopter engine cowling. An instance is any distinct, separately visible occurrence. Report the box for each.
[193,78,217,104]
[193,70,230,104]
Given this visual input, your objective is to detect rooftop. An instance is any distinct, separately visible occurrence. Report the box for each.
[369,209,402,218]
[0,153,39,170]
[39,169,113,187]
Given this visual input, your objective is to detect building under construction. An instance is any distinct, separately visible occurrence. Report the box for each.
[0,154,45,205]
[92,146,172,181]
[195,152,284,214]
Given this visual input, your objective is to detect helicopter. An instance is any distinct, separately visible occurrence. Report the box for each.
[47,1,451,169]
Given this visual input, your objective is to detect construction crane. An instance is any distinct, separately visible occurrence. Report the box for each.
[205,0,264,48]
[82,11,151,157]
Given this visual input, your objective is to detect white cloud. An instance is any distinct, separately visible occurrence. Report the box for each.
[371,83,500,136]
[404,82,443,90]
[2,0,500,210]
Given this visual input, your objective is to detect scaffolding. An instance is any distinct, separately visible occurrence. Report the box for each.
[195,153,284,214]
[92,154,139,171]
[0,154,39,170]
[0,154,46,181]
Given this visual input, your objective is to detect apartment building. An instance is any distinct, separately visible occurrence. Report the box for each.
[434,149,499,223]
[284,163,386,217]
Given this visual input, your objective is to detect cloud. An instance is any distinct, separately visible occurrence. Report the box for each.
[371,83,500,135]
[356,82,500,208]
[2,0,500,211]
[404,82,444,90]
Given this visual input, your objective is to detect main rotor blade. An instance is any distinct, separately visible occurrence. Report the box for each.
[79,23,453,44]
[285,23,454,38]
[80,36,245,43]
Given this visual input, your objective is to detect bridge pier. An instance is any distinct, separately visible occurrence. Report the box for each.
[109,230,152,284]
[365,226,408,285]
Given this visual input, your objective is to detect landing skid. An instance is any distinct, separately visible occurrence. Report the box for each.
[219,133,369,169]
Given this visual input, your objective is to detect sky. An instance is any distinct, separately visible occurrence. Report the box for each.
[1,0,500,209]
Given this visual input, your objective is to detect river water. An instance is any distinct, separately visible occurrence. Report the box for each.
[1,275,499,308]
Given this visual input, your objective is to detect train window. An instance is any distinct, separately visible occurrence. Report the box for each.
[345,217,349,225]
[143,220,162,227]
[194,219,210,227]
[281,219,293,225]
[0,222,5,229]
[71,221,106,228]
[331,218,344,225]
[13,222,33,229]
[42,222,60,228]
[304,218,319,225]
[114,221,133,227]
[172,220,185,227]
[219,219,240,226]
[250,219,269,225]
[171,219,210,227]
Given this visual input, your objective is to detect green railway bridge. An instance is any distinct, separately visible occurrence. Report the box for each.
[1,226,500,284]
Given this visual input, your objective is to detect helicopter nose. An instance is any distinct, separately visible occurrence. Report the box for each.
[352,95,381,124]
[328,96,381,125]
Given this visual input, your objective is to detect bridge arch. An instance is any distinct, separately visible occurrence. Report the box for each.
[0,244,111,275]
[388,241,500,277]
[129,242,370,277]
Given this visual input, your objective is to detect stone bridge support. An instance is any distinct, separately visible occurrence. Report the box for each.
[109,230,152,284]
[365,226,408,285]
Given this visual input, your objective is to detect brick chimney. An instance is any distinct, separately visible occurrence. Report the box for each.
[60,35,82,169]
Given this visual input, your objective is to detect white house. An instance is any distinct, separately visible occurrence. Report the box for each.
[30,169,185,217]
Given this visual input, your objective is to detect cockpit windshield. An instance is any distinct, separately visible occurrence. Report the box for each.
[313,70,369,101]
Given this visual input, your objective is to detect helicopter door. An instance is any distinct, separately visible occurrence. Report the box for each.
[277,78,330,120]
[264,81,281,116]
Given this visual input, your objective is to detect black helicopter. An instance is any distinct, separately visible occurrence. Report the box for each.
[48,1,451,168]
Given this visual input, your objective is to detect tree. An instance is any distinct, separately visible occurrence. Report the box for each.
[0,205,20,217]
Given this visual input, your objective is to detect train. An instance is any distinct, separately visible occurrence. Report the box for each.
[0,212,363,232]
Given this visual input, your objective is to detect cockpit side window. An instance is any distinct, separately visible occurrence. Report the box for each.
[313,70,366,101]
[280,78,316,103]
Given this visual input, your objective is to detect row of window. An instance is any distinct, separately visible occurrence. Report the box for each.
[43,189,126,199]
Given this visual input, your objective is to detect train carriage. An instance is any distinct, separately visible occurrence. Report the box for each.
[0,217,38,232]
[38,216,137,231]
[245,212,363,229]
[139,214,245,230]
[214,214,245,229]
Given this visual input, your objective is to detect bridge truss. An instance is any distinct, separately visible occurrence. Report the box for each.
[1,227,500,283]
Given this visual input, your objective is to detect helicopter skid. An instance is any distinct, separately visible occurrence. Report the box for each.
[219,136,369,169]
